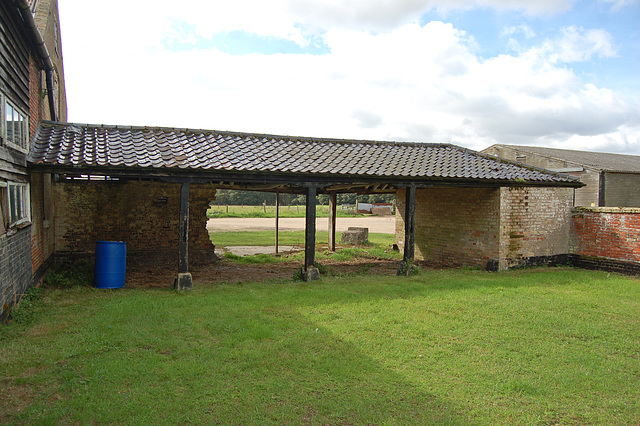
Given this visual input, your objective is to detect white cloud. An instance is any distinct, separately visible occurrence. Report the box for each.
[59,0,579,51]
[58,1,640,156]
[551,26,617,63]
[599,0,639,11]
[503,24,536,39]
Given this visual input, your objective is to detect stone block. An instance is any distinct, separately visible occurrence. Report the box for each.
[341,227,369,245]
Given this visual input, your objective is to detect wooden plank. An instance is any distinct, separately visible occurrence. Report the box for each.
[0,147,28,166]
[403,184,416,262]
[275,191,279,255]
[0,1,31,111]
[598,172,606,207]
[304,185,316,268]
[328,192,337,251]
[178,182,190,274]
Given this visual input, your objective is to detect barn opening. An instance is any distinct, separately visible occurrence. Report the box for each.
[208,189,396,258]
[28,122,582,288]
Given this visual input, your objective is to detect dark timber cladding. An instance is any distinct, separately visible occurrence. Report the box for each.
[0,1,31,113]
[28,122,583,286]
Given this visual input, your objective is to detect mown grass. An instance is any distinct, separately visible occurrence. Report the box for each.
[210,230,396,247]
[207,205,367,218]
[1,268,639,424]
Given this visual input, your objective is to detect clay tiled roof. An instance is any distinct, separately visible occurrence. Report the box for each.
[28,122,580,186]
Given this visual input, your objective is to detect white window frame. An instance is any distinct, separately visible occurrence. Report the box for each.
[1,95,30,153]
[6,182,31,227]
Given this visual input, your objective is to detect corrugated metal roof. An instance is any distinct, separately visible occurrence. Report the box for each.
[28,122,579,186]
[487,144,640,173]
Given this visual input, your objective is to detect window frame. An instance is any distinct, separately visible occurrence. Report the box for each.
[1,95,30,153]
[5,182,31,227]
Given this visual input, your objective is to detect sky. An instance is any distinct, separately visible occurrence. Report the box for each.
[57,0,640,155]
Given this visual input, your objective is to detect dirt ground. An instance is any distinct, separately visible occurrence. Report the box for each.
[125,257,401,288]
[124,216,400,288]
[207,216,396,234]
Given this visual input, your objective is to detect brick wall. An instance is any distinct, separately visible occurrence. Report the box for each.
[571,207,640,264]
[0,227,33,322]
[396,187,501,269]
[396,186,573,270]
[52,180,217,264]
[28,55,41,138]
[30,173,55,281]
[499,187,573,269]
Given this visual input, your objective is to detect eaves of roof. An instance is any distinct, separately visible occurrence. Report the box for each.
[28,122,583,188]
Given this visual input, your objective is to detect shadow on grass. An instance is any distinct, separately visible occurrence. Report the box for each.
[3,287,469,424]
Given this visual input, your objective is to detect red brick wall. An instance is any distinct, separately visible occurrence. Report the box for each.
[28,55,41,138]
[571,207,640,263]
[52,180,217,264]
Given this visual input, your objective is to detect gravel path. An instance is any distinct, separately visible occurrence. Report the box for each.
[207,216,396,234]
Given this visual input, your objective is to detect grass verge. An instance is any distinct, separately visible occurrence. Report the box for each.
[1,268,638,424]
[210,230,396,247]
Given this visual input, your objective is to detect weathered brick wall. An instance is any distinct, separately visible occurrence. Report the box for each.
[30,173,55,281]
[53,180,216,264]
[396,187,501,269]
[396,186,573,270]
[570,207,640,263]
[29,55,42,138]
[0,227,33,322]
[499,187,573,269]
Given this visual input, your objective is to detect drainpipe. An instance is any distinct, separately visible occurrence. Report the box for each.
[15,0,58,122]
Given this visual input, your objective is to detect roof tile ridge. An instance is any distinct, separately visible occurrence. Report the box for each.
[39,122,454,149]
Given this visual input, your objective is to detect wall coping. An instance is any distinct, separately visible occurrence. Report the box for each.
[573,206,640,214]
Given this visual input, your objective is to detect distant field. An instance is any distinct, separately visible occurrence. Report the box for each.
[207,205,367,218]
[210,230,397,247]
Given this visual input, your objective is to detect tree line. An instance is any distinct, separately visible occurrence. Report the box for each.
[211,190,395,206]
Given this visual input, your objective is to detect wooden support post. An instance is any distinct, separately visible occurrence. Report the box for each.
[175,182,193,290]
[404,184,416,261]
[275,192,280,255]
[304,185,319,281]
[328,192,337,251]
[398,184,416,275]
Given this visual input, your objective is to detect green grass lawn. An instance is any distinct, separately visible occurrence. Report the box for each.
[207,205,367,218]
[1,268,639,424]
[210,230,396,247]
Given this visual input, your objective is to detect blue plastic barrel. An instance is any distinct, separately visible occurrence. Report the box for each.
[95,241,126,289]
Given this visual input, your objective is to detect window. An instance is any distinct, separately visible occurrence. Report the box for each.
[28,0,38,14]
[2,97,29,152]
[6,182,30,226]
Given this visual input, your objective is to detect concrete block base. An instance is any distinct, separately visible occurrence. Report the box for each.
[303,267,320,281]
[174,272,193,290]
[341,227,369,245]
